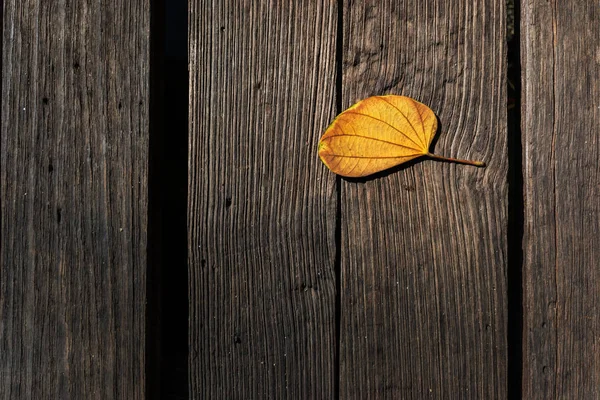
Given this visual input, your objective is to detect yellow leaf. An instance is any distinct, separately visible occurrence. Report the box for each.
[318,95,485,177]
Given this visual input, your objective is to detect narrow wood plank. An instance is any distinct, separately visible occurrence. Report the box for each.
[339,1,507,398]
[0,1,149,398]
[522,2,600,398]
[188,1,337,398]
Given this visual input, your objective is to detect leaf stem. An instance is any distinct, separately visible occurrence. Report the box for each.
[426,153,486,167]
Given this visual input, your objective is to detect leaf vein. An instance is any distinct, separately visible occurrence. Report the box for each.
[342,111,424,149]
[322,134,420,151]
[377,97,426,147]
[325,154,421,159]
[411,100,428,145]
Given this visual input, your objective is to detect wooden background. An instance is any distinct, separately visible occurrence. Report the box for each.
[2,0,599,398]
[188,0,338,398]
[1,0,149,398]
[522,1,600,398]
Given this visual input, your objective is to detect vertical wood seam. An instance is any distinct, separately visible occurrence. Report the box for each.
[334,2,343,399]
[507,0,524,397]
[146,0,164,397]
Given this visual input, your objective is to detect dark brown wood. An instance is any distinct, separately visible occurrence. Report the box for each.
[188,1,337,398]
[0,1,149,398]
[339,1,507,398]
[522,1,600,398]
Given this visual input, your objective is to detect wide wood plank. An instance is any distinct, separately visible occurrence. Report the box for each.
[0,1,149,398]
[522,1,600,398]
[339,1,507,398]
[188,1,337,398]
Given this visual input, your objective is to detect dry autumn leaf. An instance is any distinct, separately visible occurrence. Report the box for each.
[318,95,485,177]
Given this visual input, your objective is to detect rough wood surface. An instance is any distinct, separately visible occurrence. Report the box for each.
[522,1,600,398]
[0,1,149,398]
[339,1,507,398]
[188,1,337,398]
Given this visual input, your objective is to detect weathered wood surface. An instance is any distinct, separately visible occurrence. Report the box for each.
[0,1,149,398]
[522,1,600,398]
[339,1,507,398]
[188,1,337,398]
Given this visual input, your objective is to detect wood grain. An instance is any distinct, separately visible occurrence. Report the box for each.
[522,1,600,398]
[188,1,337,398]
[0,1,149,398]
[339,1,507,398]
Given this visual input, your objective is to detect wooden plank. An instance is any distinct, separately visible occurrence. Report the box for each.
[0,1,149,398]
[188,1,337,398]
[339,1,507,398]
[522,1,600,398]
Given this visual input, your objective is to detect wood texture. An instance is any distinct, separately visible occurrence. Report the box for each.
[188,1,337,398]
[522,1,600,398]
[339,1,507,398]
[0,1,149,398]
